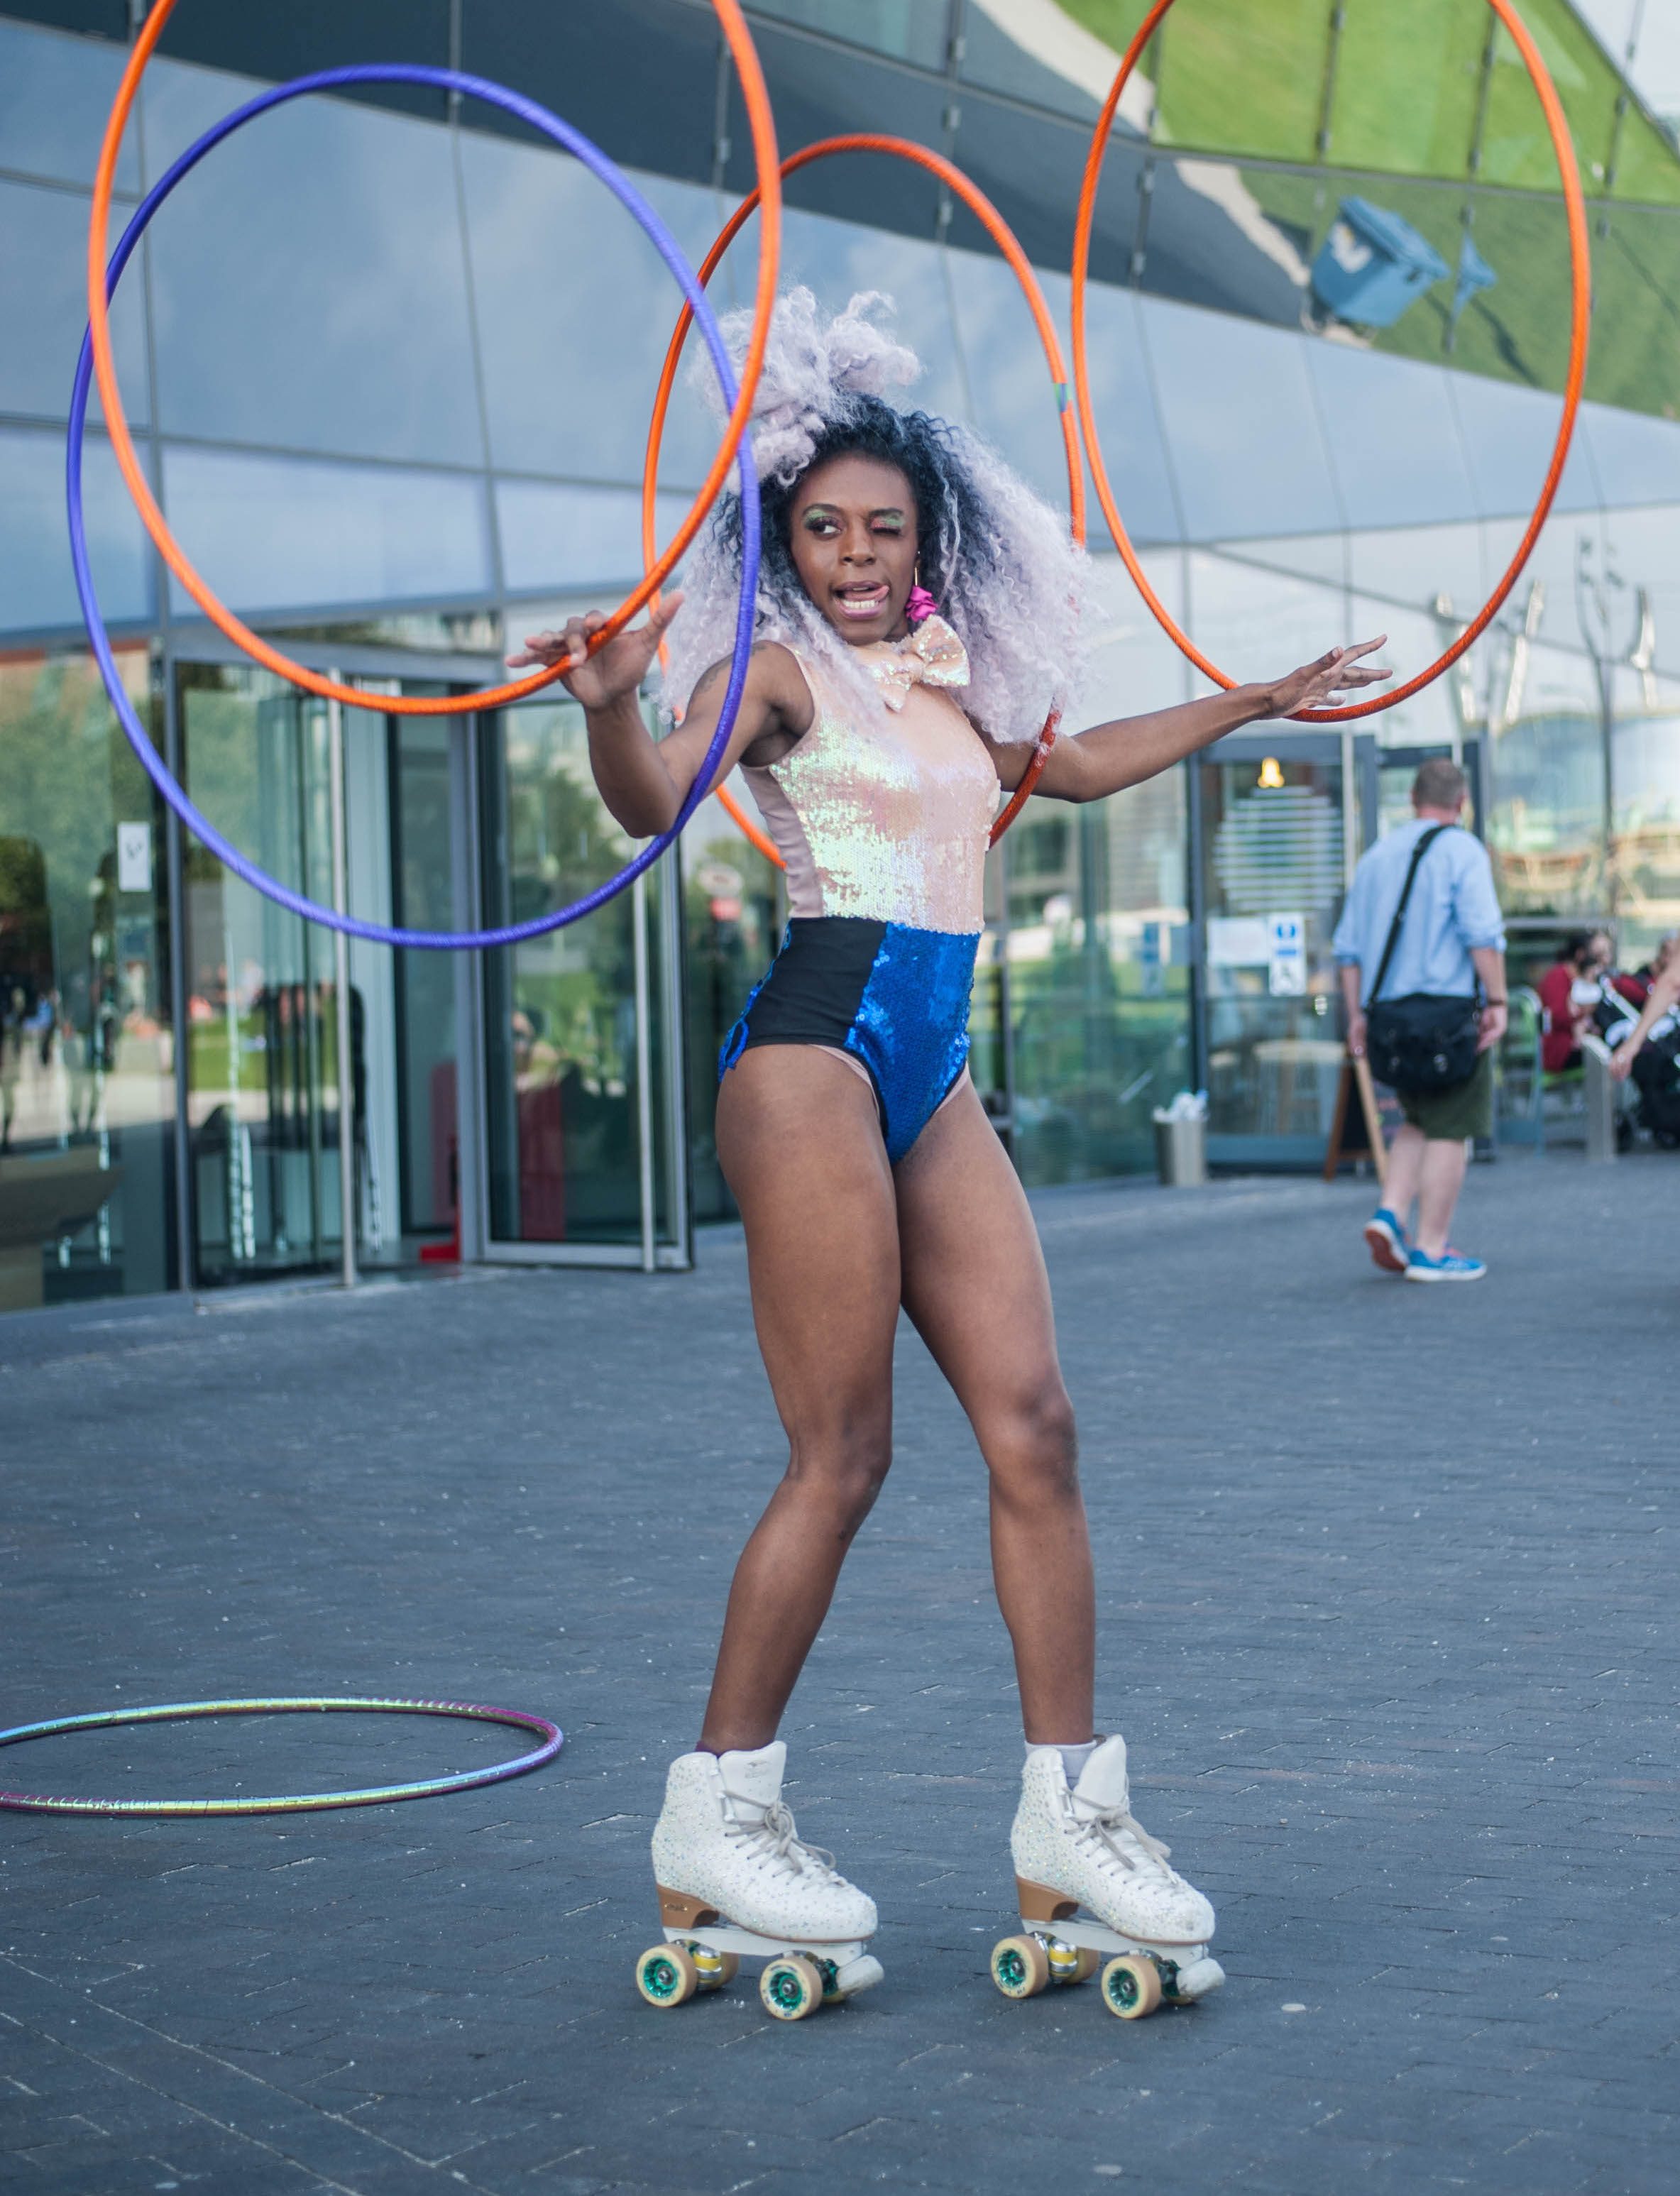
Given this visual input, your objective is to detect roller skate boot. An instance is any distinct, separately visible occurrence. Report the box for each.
[992,1734,1224,2021]
[634,1740,882,2021]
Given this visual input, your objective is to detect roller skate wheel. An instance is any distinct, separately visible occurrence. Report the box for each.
[759,1951,825,2021]
[689,1945,738,1991]
[1102,1953,1163,2021]
[991,1933,1052,1999]
[635,1941,701,2009]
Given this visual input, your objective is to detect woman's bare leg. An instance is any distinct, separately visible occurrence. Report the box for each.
[698,1046,903,1753]
[896,1082,1096,1742]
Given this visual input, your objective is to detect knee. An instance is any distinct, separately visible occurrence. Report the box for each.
[786,1420,893,1539]
[987,1381,1080,1505]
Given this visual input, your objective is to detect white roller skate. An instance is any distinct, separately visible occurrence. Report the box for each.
[992,1734,1224,2021]
[634,1740,882,2021]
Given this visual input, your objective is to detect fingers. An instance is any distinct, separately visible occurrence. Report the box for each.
[647,590,686,635]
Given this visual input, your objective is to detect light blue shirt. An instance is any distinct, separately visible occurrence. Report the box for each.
[1333,819,1505,1003]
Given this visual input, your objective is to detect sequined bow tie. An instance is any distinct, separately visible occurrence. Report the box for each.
[862,615,970,710]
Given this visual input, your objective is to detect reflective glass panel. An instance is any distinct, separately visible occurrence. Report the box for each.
[958,0,1145,123]
[480,696,674,1247]
[1153,0,1335,163]
[1588,206,1680,422]
[1596,504,1680,679]
[0,181,149,425]
[178,664,346,1285]
[1480,6,1618,194]
[0,647,173,1311]
[1325,0,1484,177]
[1055,275,1181,545]
[1447,369,1601,520]
[1483,641,1608,918]
[1306,344,1479,533]
[1346,593,1466,751]
[1182,553,1348,698]
[1610,666,1680,963]
[1142,299,1341,542]
[385,715,461,1250]
[160,446,492,618]
[143,57,482,464]
[1199,749,1349,1153]
[1342,519,1486,625]
[1140,155,1317,326]
[0,422,154,637]
[745,0,947,70]
[496,479,698,597]
[460,133,723,489]
[0,18,139,193]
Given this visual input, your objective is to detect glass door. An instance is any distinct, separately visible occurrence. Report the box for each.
[476,695,687,1267]
[1197,731,1366,1167]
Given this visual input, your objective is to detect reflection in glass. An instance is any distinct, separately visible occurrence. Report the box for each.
[1610,668,1680,963]
[480,697,673,1247]
[1484,642,1608,918]
[1,423,154,637]
[1326,1,1483,179]
[160,445,493,618]
[0,182,150,427]
[497,481,694,597]
[1142,298,1341,542]
[0,649,173,1311]
[1200,751,1348,1151]
[745,0,946,70]
[179,664,349,1285]
[1055,278,1182,546]
[388,718,459,1246]
[1307,344,1478,533]
[0,19,141,194]
[143,56,482,464]
[681,809,784,1224]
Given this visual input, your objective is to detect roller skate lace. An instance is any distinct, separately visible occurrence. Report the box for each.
[1065,1789,1181,1887]
[724,1794,840,1884]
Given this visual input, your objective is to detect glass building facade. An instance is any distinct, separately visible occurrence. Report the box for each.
[4,0,1679,1312]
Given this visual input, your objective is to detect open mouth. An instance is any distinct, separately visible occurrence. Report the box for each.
[834,582,891,621]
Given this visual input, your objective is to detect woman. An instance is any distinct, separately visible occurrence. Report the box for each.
[510,293,1387,2006]
[1610,945,1680,1083]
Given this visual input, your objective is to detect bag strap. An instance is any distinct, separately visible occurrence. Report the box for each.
[1364,824,1451,1009]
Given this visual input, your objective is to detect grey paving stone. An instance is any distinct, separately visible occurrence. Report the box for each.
[2,1153,1677,2195]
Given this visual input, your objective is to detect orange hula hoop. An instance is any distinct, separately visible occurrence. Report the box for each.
[642,134,1085,867]
[86,0,781,718]
[1070,0,1591,725]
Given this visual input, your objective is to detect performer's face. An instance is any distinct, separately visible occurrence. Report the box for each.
[788,453,919,647]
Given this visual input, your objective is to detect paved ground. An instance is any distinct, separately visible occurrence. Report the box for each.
[1,1148,1676,2196]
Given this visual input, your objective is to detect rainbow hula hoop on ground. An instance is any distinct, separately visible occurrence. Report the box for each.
[0,1696,564,1818]
[643,133,1084,864]
[73,55,780,948]
[1070,0,1591,724]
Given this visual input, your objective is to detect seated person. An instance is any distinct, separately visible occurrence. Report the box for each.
[1612,930,1676,1011]
[1610,949,1680,1084]
[1537,930,1610,1073]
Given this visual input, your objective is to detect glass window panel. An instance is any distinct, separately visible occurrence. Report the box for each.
[0,18,138,193]
[1475,507,1609,662]
[178,664,346,1285]
[1325,0,1484,178]
[1346,594,1466,751]
[1143,299,1342,542]
[1307,344,1479,533]
[154,0,450,128]
[1481,5,1618,194]
[1610,666,1680,962]
[0,646,174,1310]
[0,422,153,637]
[1484,641,1608,918]
[1140,156,1316,326]
[1434,192,1579,399]
[160,446,491,617]
[479,696,664,1247]
[1343,519,1486,625]
[496,480,694,598]
[949,88,1141,290]
[1581,402,1680,509]
[1048,274,1181,544]
[385,716,459,1247]
[745,0,947,70]
[1586,205,1680,419]
[0,180,148,426]
[460,133,724,489]
[1183,552,1348,698]
[1153,0,1335,164]
[1446,368,1601,519]
[941,251,1077,513]
[143,57,482,465]
[1609,109,1680,209]
[1596,505,1680,678]
[959,0,1136,125]
[1217,532,1347,588]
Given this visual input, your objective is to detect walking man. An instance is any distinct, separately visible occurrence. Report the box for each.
[1335,759,1508,1282]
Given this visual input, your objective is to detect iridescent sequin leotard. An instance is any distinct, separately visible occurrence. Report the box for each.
[718,617,999,1162]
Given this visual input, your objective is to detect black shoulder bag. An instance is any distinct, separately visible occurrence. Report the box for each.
[1361,825,1483,1094]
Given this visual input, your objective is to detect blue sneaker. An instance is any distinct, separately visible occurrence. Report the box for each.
[1403,1246,1486,1284]
[1362,1207,1408,1274]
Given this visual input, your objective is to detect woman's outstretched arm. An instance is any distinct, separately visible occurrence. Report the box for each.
[507,605,813,838]
[997,637,1390,803]
[1610,957,1680,1080]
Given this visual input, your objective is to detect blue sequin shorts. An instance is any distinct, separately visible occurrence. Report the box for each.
[719,916,979,1164]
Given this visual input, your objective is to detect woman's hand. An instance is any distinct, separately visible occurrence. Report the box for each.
[1610,1042,1636,1082]
[505,595,683,713]
[1261,637,1391,718]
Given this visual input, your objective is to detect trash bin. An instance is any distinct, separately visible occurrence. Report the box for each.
[1310,197,1449,330]
[1153,1093,1208,1187]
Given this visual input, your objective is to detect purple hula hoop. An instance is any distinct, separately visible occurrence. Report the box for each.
[67,63,759,951]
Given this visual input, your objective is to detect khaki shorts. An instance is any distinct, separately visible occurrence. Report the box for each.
[1398,1045,1493,1141]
